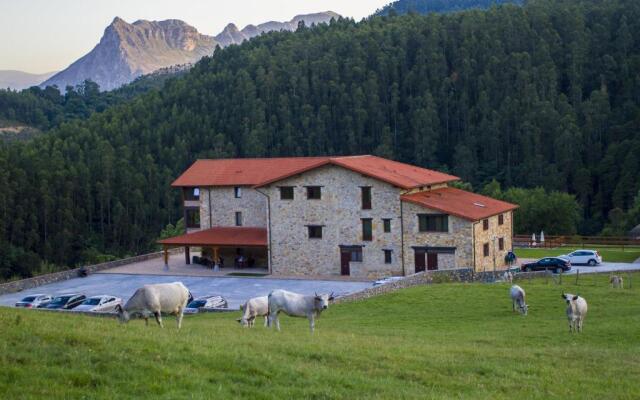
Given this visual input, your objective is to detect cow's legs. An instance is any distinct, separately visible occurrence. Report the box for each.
[176,310,184,329]
[154,311,164,328]
[275,313,281,331]
[263,316,268,327]
[309,316,315,333]
[144,317,149,326]
[512,300,516,313]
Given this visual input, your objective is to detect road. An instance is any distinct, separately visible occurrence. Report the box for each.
[0,274,372,310]
[520,259,640,275]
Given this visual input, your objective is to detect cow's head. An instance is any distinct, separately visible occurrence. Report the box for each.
[314,292,334,311]
[115,304,130,324]
[561,293,579,304]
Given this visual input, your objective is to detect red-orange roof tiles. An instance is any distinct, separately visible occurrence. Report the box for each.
[157,227,267,247]
[172,155,459,189]
[401,187,518,221]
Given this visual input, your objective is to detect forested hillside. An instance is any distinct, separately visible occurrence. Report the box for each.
[0,0,638,279]
[375,0,522,16]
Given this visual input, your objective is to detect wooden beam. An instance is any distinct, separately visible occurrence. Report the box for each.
[163,246,169,271]
[213,247,220,271]
[185,246,191,265]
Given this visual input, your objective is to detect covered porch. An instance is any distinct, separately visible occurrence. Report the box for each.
[157,226,269,273]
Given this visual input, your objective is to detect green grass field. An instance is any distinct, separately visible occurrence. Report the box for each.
[515,246,640,263]
[1,274,639,399]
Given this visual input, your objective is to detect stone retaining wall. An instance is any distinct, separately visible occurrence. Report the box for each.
[0,248,184,296]
[334,268,548,304]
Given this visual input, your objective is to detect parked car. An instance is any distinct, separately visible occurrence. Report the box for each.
[521,257,571,273]
[373,276,404,286]
[74,295,122,312]
[15,294,52,308]
[558,250,602,266]
[42,294,86,310]
[184,295,228,314]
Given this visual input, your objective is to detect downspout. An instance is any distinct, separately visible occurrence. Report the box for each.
[208,187,213,228]
[400,195,406,276]
[255,187,273,274]
[471,220,480,274]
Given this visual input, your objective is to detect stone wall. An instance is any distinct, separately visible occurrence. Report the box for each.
[401,201,474,274]
[473,211,513,272]
[334,268,549,304]
[263,164,404,279]
[199,186,267,229]
[0,249,183,296]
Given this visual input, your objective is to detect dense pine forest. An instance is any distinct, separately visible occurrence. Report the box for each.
[375,0,522,16]
[0,0,638,279]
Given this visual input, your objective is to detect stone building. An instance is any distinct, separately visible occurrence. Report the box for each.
[159,156,517,279]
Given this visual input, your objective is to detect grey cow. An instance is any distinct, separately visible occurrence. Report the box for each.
[267,289,334,333]
[562,293,588,333]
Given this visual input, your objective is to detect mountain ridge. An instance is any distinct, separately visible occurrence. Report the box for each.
[42,11,339,91]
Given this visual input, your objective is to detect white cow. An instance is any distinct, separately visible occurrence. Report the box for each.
[267,290,335,333]
[237,296,269,327]
[510,285,528,315]
[562,293,588,333]
[610,275,624,289]
[503,271,513,284]
[115,282,190,329]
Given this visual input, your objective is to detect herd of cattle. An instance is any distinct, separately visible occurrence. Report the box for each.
[114,282,334,332]
[114,273,627,333]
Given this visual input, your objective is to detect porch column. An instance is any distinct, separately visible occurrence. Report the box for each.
[213,246,220,271]
[185,246,191,265]
[163,245,169,271]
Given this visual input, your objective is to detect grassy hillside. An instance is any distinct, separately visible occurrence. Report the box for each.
[1,274,639,399]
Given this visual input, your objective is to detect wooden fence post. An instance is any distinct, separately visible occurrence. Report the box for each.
[559,270,563,285]
[575,269,579,286]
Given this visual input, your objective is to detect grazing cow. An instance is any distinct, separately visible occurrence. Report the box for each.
[115,282,190,329]
[609,275,624,289]
[562,293,588,333]
[237,296,269,327]
[510,285,528,315]
[267,290,335,333]
[503,271,514,284]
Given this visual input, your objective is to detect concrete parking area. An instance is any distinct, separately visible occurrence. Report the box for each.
[519,258,640,275]
[0,273,373,310]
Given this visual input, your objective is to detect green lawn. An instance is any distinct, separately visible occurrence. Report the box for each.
[515,246,640,263]
[1,274,639,399]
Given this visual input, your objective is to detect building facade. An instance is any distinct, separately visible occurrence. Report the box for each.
[160,156,517,279]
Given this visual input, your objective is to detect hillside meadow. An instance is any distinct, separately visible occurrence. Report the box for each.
[0,274,638,399]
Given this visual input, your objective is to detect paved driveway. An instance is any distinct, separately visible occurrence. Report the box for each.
[0,274,372,310]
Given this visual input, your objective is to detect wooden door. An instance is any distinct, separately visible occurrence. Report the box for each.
[415,249,426,273]
[340,251,351,276]
[427,253,439,270]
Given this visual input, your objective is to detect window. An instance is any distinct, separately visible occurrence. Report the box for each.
[351,248,363,262]
[499,238,504,251]
[235,212,243,226]
[361,186,372,209]
[384,249,392,264]
[308,225,323,239]
[234,187,242,198]
[498,214,504,225]
[362,218,372,241]
[306,186,322,200]
[483,219,489,230]
[383,218,391,233]
[483,243,490,257]
[184,187,200,201]
[280,186,294,200]
[418,214,448,232]
[185,208,200,228]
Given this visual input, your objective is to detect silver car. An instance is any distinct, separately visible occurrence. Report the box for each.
[74,295,122,312]
[559,250,603,266]
[184,295,228,314]
[15,294,52,308]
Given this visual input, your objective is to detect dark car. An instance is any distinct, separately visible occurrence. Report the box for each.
[521,257,571,273]
[43,294,87,310]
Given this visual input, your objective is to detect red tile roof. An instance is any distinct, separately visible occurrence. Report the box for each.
[401,187,518,221]
[157,227,267,247]
[172,155,459,189]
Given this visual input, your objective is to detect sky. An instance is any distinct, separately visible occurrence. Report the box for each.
[0,0,390,74]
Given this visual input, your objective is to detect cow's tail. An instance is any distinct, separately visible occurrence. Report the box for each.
[266,292,273,327]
